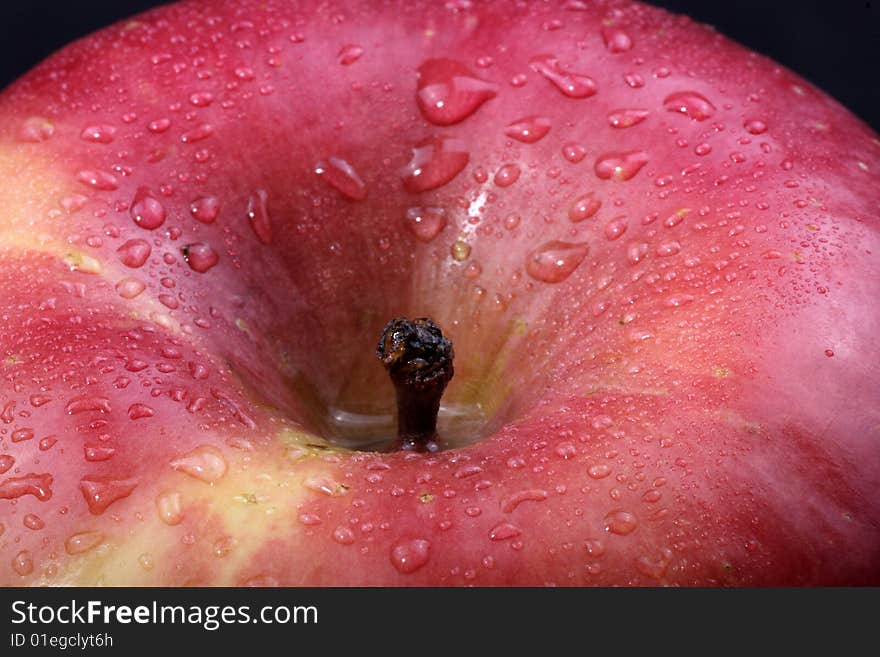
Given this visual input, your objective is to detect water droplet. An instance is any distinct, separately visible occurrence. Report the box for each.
[181,123,214,143]
[332,526,355,545]
[745,119,767,134]
[23,513,45,530]
[183,243,220,273]
[525,241,589,283]
[405,207,447,242]
[603,509,638,535]
[600,217,626,240]
[1,401,14,423]
[664,293,695,308]
[12,550,33,576]
[529,55,598,98]
[39,437,57,451]
[80,124,117,143]
[314,157,367,201]
[170,445,227,484]
[489,522,522,541]
[117,238,151,268]
[0,455,13,474]
[569,192,601,222]
[504,115,551,143]
[29,394,52,408]
[130,187,167,230]
[18,117,55,142]
[189,91,214,107]
[116,277,146,299]
[337,44,364,65]
[128,403,156,420]
[594,150,648,181]
[451,240,471,261]
[608,108,649,128]
[588,464,611,479]
[77,169,119,191]
[304,477,350,497]
[401,136,469,193]
[635,547,673,578]
[626,242,648,265]
[84,444,115,462]
[65,531,105,555]
[390,538,431,573]
[416,58,498,126]
[494,163,521,187]
[190,196,220,223]
[663,91,715,121]
[601,25,633,53]
[12,428,34,443]
[148,118,172,133]
[584,538,605,557]
[65,395,111,415]
[247,189,272,244]
[156,490,183,525]
[656,241,681,257]
[562,143,587,163]
[500,489,548,513]
[79,476,137,515]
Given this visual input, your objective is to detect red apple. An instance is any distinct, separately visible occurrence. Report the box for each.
[0,0,878,586]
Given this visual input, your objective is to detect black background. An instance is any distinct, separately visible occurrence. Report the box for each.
[0,0,876,131]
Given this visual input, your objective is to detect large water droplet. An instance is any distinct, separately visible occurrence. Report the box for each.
[117,238,151,268]
[116,277,146,299]
[65,395,111,415]
[183,243,220,273]
[569,192,601,222]
[77,169,119,191]
[23,513,45,530]
[156,490,184,525]
[338,44,364,65]
[65,531,105,555]
[594,150,648,181]
[0,455,13,474]
[181,123,214,143]
[603,509,638,535]
[525,241,589,283]
[12,550,33,576]
[80,124,117,144]
[130,187,167,230]
[314,157,367,201]
[18,117,55,142]
[190,196,220,224]
[416,58,498,126]
[494,163,521,187]
[390,538,431,574]
[405,207,447,242]
[504,115,551,143]
[601,25,633,53]
[663,91,715,121]
[170,445,227,484]
[489,522,522,541]
[401,136,469,193]
[79,476,137,515]
[608,108,649,128]
[84,444,115,462]
[247,189,272,244]
[529,55,597,98]
[500,489,548,513]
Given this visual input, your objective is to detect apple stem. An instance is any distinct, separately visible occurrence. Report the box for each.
[376,317,454,453]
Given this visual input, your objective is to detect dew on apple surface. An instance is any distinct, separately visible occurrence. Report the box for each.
[405,206,448,242]
[246,188,272,244]
[562,142,588,164]
[401,135,470,193]
[663,91,716,121]
[745,119,768,135]
[529,55,598,98]
[588,464,612,479]
[84,444,115,462]
[80,124,117,144]
[17,116,55,142]
[11,427,34,443]
[608,108,650,129]
[79,477,138,515]
[451,240,471,261]
[416,58,498,126]
[494,164,521,187]
[594,150,648,181]
[2,474,53,502]
[189,91,214,107]
[128,403,156,420]
[182,242,220,273]
[584,538,605,557]
[390,538,431,574]
[525,240,589,283]
[129,187,167,230]
[656,240,681,257]
[12,550,34,576]
[38,437,57,451]
[0,455,13,474]
[332,526,356,545]
[148,118,172,133]
[603,509,638,535]
[500,488,548,513]
[116,239,151,268]
[180,123,214,144]
[170,445,228,484]
[64,395,111,415]
[77,169,119,191]
[23,513,45,530]
[604,217,628,240]
[115,277,146,299]
[489,522,522,541]
[64,531,105,555]
[337,44,364,66]
[601,25,633,53]
[314,157,367,201]
[504,115,552,143]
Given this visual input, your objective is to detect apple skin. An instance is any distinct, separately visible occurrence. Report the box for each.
[0,0,878,586]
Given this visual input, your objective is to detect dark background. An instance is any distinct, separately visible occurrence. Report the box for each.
[0,0,876,131]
